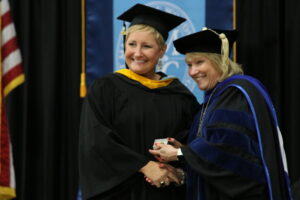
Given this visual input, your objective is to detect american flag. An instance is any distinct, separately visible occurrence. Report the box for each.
[0,0,24,199]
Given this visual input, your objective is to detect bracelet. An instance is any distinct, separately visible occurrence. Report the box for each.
[175,168,185,186]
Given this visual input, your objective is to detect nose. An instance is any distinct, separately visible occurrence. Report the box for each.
[134,46,142,57]
[188,66,198,76]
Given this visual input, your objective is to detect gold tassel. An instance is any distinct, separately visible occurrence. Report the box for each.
[219,33,229,68]
[121,21,127,35]
[80,73,87,98]
[202,27,229,68]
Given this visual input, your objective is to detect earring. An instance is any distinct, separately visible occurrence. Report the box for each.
[157,59,163,71]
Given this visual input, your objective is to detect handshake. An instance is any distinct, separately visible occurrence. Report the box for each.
[139,137,185,188]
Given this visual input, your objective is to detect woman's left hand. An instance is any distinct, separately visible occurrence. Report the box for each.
[149,143,179,162]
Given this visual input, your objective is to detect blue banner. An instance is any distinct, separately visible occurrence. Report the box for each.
[85,0,113,86]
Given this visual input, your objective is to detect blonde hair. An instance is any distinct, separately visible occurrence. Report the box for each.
[125,24,165,49]
[185,52,243,81]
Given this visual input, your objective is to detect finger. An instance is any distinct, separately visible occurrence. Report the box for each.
[153,142,163,150]
[160,163,174,171]
[149,176,163,188]
[168,137,182,148]
[167,137,175,143]
[159,163,166,168]
[161,164,175,172]
[145,177,152,183]
[167,172,180,184]
[154,155,164,162]
[173,141,182,148]
[149,149,160,156]
[155,143,166,149]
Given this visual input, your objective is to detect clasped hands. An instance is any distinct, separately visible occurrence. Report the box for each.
[140,138,184,188]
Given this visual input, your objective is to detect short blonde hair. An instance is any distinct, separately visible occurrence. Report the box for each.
[185,52,243,81]
[125,24,165,49]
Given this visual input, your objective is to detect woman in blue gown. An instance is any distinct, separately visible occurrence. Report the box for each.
[150,28,293,200]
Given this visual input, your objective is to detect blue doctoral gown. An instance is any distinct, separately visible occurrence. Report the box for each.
[181,75,293,200]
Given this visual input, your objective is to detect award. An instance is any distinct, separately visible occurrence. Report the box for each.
[153,138,168,149]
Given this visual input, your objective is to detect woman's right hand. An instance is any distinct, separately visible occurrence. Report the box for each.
[149,143,178,162]
[139,161,169,187]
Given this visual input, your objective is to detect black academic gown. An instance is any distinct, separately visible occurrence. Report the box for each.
[79,70,199,200]
[181,75,292,200]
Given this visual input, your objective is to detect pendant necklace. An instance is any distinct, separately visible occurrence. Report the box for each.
[197,86,218,136]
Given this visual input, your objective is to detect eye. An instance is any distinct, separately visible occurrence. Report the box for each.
[196,60,204,65]
[187,63,192,68]
[127,42,136,46]
[143,44,152,48]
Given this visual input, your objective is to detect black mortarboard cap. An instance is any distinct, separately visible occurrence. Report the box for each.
[117,3,186,41]
[173,28,238,55]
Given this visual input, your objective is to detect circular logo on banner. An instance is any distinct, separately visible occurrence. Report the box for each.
[114,1,199,96]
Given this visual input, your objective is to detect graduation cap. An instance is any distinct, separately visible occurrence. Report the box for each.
[173,27,238,55]
[117,3,186,41]
[173,27,238,68]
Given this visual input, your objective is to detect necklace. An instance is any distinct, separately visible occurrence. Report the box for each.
[197,86,218,136]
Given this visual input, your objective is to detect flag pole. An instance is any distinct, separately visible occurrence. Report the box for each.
[80,0,87,98]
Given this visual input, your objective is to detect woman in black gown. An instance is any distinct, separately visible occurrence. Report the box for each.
[79,4,199,200]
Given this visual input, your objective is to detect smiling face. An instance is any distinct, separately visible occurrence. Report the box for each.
[125,30,166,80]
[186,53,222,91]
